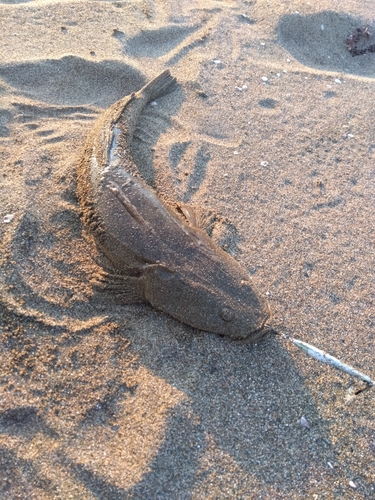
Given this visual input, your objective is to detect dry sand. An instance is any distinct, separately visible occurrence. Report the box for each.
[0,0,374,498]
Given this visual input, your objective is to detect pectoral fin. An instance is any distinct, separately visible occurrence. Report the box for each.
[177,203,221,234]
[91,270,145,303]
[178,203,199,227]
[177,203,240,255]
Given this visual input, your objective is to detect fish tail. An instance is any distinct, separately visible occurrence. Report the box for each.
[140,70,178,102]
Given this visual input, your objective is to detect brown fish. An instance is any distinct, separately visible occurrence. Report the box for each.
[77,70,270,340]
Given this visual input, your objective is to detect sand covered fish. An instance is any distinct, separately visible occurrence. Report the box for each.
[77,70,270,340]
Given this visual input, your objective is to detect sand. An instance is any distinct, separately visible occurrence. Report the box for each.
[0,0,374,498]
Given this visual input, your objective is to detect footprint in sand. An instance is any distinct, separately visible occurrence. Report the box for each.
[124,25,201,58]
[118,12,221,65]
[0,56,145,107]
[277,11,375,77]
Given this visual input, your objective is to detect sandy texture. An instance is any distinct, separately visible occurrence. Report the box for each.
[0,0,374,498]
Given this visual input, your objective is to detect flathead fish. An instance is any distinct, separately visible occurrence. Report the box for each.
[77,70,270,340]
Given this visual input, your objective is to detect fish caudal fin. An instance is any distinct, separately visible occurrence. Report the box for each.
[141,69,178,102]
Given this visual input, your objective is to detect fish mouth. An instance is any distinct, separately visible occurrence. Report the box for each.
[241,303,273,342]
[231,320,273,344]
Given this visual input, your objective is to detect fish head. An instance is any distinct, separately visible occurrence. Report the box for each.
[143,258,270,340]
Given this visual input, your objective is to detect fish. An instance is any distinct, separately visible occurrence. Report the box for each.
[77,69,270,340]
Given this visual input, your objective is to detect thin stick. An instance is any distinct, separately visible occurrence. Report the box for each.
[277,332,374,393]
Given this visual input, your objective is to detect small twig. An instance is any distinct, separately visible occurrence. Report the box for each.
[275,332,374,394]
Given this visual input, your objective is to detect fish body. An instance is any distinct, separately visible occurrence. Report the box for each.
[77,70,270,340]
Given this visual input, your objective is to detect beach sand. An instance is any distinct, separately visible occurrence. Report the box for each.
[0,0,374,498]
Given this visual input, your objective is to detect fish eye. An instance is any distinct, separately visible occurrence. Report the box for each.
[220,307,234,322]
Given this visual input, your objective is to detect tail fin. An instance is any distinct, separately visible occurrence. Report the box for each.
[141,70,178,102]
